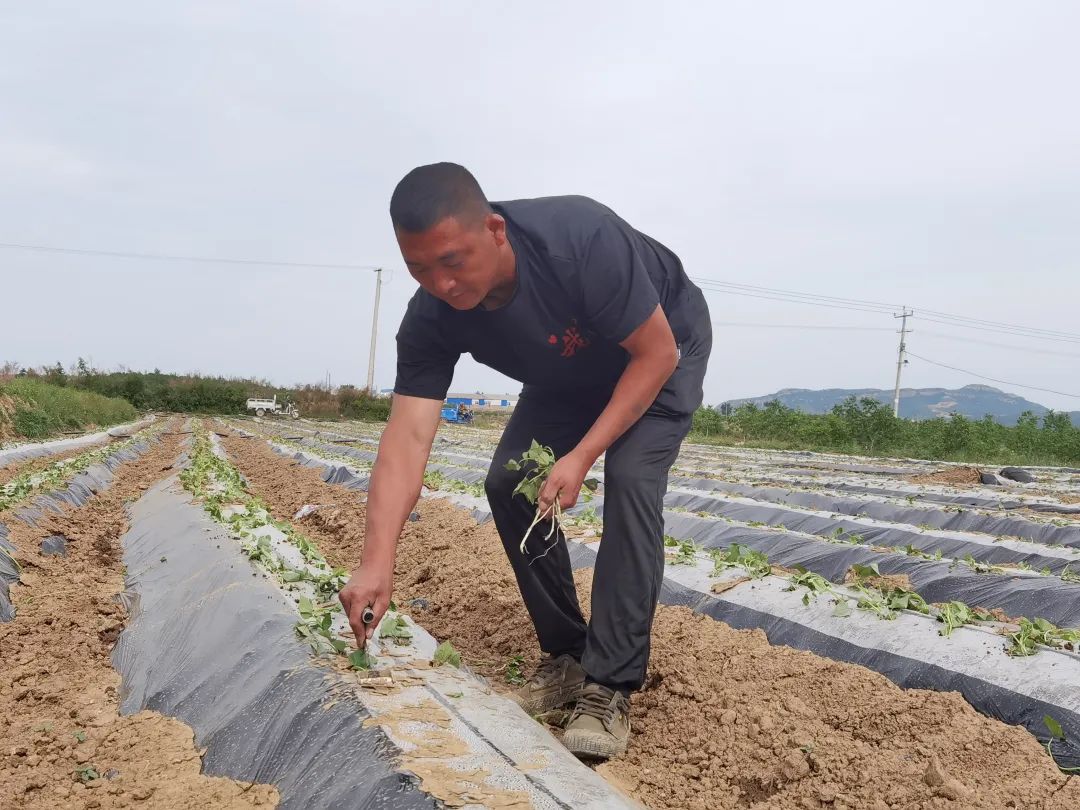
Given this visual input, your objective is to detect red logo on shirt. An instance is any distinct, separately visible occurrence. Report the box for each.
[548,334,558,345]
[559,322,590,358]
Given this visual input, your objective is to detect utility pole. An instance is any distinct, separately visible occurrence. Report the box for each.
[892,307,913,417]
[366,268,383,394]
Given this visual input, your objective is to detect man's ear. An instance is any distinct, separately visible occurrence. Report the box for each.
[486,212,507,245]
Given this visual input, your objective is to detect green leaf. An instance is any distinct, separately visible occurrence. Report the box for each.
[832,600,852,618]
[433,640,462,668]
[1045,715,1065,741]
[298,596,314,617]
[851,563,881,580]
[504,459,521,471]
[447,691,464,699]
[348,650,374,670]
[73,731,87,743]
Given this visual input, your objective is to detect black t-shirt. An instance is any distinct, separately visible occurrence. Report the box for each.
[394,196,711,414]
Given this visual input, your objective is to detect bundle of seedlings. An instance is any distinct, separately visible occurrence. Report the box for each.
[505,440,597,561]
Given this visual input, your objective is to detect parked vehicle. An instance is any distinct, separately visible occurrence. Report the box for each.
[440,403,474,424]
[246,395,300,419]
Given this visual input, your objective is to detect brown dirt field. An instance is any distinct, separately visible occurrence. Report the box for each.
[908,466,984,487]
[0,439,116,487]
[0,424,278,810]
[842,569,912,593]
[220,427,1080,810]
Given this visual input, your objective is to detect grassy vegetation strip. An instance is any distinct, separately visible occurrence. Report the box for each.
[0,378,138,442]
[692,396,1080,466]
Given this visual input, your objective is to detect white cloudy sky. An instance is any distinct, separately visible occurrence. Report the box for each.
[2,2,1078,410]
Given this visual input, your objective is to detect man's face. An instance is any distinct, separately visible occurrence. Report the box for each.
[396,214,506,310]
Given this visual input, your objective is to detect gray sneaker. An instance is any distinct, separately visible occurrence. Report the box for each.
[507,654,586,714]
[562,682,630,760]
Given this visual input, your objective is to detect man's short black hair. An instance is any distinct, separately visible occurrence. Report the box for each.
[390,162,492,233]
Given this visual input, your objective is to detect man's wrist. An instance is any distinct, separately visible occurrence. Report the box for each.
[359,539,396,572]
[572,444,602,470]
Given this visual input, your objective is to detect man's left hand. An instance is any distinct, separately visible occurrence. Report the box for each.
[538,450,592,514]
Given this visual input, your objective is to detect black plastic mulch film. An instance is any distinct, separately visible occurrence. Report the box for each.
[113,479,435,810]
[290,433,1080,624]
[563,540,1080,770]
[666,476,1080,546]
[265,431,1080,763]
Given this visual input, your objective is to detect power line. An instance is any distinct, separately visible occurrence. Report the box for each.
[0,241,380,271]
[919,331,1080,359]
[711,321,893,331]
[7,238,1078,348]
[694,284,897,316]
[916,315,1080,345]
[692,278,1080,345]
[918,307,1080,341]
[906,351,1080,399]
[691,277,898,312]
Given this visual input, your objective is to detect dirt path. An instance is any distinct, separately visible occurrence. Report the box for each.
[0,438,116,487]
[220,429,1080,810]
[0,424,278,809]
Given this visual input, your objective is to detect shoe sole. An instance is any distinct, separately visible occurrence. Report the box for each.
[508,682,584,715]
[562,730,628,760]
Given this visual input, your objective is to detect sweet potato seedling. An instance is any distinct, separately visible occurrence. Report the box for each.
[1006,618,1080,657]
[505,654,527,686]
[348,650,374,671]
[1043,715,1080,773]
[785,567,835,606]
[505,440,598,560]
[434,640,462,668]
[935,601,994,637]
[378,614,413,645]
[710,543,772,579]
[664,535,699,565]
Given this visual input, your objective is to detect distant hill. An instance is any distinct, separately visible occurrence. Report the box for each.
[722,384,1080,426]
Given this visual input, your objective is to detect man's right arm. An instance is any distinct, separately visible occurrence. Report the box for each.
[339,394,442,645]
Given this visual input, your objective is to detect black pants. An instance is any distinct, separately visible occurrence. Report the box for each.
[485,389,693,693]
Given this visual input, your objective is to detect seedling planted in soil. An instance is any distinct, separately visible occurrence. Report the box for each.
[664,535,699,566]
[785,567,835,606]
[711,543,772,579]
[378,614,413,645]
[75,766,100,783]
[505,654,527,686]
[1043,715,1080,773]
[1006,618,1080,657]
[936,601,994,637]
[434,641,462,668]
[348,650,375,671]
